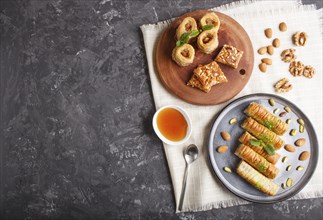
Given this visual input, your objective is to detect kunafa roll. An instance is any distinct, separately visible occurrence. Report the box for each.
[239,132,281,165]
[171,44,195,66]
[235,144,279,179]
[244,102,288,135]
[176,17,198,40]
[200,12,221,32]
[197,30,219,54]
[241,117,284,150]
[236,160,280,196]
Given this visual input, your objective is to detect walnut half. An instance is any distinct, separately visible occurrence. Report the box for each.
[293,32,308,46]
[281,49,297,63]
[289,61,304,76]
[303,65,315,78]
[274,78,293,93]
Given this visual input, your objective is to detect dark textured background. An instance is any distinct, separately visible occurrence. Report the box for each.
[0,0,322,219]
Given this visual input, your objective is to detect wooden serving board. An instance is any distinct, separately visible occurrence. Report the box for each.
[155,10,254,105]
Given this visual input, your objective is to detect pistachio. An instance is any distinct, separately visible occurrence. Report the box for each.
[295,138,306,147]
[299,125,305,133]
[217,145,229,153]
[284,106,291,113]
[269,99,275,106]
[261,58,272,65]
[229,118,237,125]
[282,156,288,163]
[259,63,267,73]
[290,129,297,136]
[279,112,287,117]
[267,45,274,55]
[284,144,296,152]
[273,38,280,48]
[286,118,292,124]
[221,131,231,141]
[265,28,273,38]
[297,118,305,126]
[299,151,310,161]
[286,165,292,171]
[286,178,293,187]
[223,166,232,173]
[258,46,267,55]
[273,108,280,114]
[281,183,286,189]
[296,166,304,171]
[279,22,287,32]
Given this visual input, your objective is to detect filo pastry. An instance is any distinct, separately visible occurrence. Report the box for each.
[236,160,280,196]
[239,131,281,165]
[244,102,288,135]
[172,44,195,66]
[197,30,219,54]
[176,17,198,40]
[241,117,284,150]
[200,12,221,32]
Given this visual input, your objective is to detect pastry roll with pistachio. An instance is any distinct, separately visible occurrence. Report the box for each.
[200,12,221,32]
[235,144,279,179]
[236,160,280,196]
[197,30,219,54]
[241,117,284,150]
[172,44,195,66]
[239,132,281,165]
[176,17,198,40]
[244,102,288,135]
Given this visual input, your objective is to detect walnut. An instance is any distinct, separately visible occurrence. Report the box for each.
[303,65,315,78]
[293,32,308,46]
[289,61,304,76]
[281,49,297,63]
[274,78,293,93]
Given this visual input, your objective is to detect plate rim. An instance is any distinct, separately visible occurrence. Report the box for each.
[208,93,319,203]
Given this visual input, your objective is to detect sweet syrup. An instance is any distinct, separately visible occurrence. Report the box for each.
[157,108,188,142]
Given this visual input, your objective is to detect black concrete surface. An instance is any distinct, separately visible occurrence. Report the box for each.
[1,0,322,219]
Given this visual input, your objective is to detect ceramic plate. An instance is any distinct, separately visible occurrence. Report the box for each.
[208,93,319,203]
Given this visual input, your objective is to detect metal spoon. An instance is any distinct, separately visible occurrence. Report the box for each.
[178,144,199,211]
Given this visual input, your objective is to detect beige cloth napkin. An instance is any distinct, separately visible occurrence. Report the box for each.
[141,0,323,212]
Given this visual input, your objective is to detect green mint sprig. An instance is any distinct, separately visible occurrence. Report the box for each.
[175,24,214,47]
[249,139,275,156]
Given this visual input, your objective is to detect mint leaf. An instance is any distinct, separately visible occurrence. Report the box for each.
[189,29,200,38]
[176,40,183,47]
[262,143,275,155]
[249,139,262,147]
[202,24,214,31]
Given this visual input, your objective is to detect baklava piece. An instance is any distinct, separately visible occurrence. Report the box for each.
[172,44,195,66]
[200,12,221,32]
[215,44,244,69]
[187,61,228,93]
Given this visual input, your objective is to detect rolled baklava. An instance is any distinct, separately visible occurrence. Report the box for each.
[171,43,195,66]
[241,117,284,150]
[244,102,288,135]
[200,12,221,32]
[239,132,281,165]
[236,160,280,196]
[176,17,198,40]
[197,30,219,54]
[235,144,279,179]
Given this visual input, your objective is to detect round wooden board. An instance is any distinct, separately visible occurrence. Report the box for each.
[155,10,254,105]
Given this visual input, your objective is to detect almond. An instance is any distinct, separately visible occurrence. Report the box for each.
[259,63,267,73]
[217,145,229,153]
[267,45,274,55]
[261,58,272,65]
[295,138,306,147]
[284,144,296,152]
[279,22,287,32]
[299,151,310,161]
[258,46,267,55]
[273,38,280,48]
[220,132,231,141]
[264,28,273,38]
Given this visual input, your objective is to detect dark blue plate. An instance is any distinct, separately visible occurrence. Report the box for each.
[208,93,319,203]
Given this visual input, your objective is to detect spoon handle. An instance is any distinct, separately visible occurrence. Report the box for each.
[178,164,189,211]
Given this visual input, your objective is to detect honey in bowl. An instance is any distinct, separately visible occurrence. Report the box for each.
[157,108,188,142]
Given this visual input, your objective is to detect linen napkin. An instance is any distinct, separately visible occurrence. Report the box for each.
[141,0,322,212]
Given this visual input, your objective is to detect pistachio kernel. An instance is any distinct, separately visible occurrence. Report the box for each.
[296,166,304,171]
[229,118,237,125]
[299,125,305,133]
[273,108,280,114]
[284,106,291,113]
[223,166,232,173]
[297,118,305,126]
[290,129,297,136]
[286,119,292,124]
[282,156,288,163]
[286,165,292,171]
[269,99,275,106]
[286,178,293,187]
